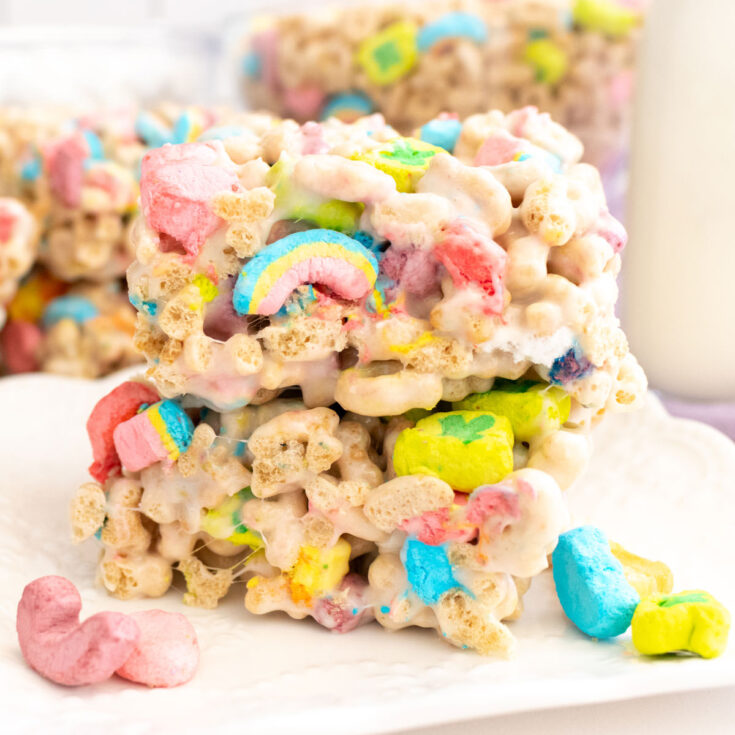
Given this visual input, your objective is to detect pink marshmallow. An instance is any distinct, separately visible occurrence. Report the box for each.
[45,134,88,208]
[87,381,160,483]
[283,87,326,121]
[300,122,330,155]
[251,28,280,91]
[434,220,507,315]
[400,507,476,546]
[380,246,439,297]
[466,484,522,534]
[112,410,169,472]
[115,610,199,688]
[140,142,242,257]
[594,210,628,254]
[1,320,42,373]
[474,131,524,167]
[0,207,16,243]
[257,257,372,314]
[16,576,140,686]
[312,574,372,633]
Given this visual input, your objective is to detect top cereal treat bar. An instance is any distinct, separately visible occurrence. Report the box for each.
[128,109,646,421]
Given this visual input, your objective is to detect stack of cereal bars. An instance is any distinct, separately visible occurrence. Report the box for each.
[71,108,646,656]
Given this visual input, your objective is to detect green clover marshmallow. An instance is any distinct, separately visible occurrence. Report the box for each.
[453,379,570,442]
[393,410,514,492]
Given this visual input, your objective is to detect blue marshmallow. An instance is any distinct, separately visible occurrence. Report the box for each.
[42,295,99,328]
[552,525,640,639]
[420,118,462,153]
[401,538,466,605]
[417,12,488,52]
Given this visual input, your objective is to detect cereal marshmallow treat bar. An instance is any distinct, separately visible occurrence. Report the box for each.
[0,197,37,327]
[240,0,644,212]
[72,110,646,655]
[0,107,276,377]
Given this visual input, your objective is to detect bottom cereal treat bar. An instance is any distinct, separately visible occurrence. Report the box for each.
[72,378,582,655]
[0,268,139,377]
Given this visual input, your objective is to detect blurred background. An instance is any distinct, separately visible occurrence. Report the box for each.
[0,0,732,436]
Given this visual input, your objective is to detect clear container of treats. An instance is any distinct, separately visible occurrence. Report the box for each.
[235,0,647,216]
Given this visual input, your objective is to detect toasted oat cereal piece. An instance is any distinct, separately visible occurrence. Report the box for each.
[364,475,454,533]
[70,481,106,543]
[179,557,234,610]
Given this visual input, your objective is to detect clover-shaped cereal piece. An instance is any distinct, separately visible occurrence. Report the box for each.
[239,491,309,570]
[433,588,516,657]
[248,407,343,497]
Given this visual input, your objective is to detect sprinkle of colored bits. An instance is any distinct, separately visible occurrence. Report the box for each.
[380,605,390,614]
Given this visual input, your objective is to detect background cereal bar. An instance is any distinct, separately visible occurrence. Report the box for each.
[0,106,275,377]
[239,0,644,215]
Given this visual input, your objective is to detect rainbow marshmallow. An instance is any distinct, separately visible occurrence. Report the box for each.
[233,229,378,316]
[113,400,194,472]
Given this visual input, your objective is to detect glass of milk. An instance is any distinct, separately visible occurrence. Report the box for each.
[623,0,735,400]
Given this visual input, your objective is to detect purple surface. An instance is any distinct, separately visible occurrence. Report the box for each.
[658,393,735,441]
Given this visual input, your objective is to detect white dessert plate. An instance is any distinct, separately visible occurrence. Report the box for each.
[1,370,734,735]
